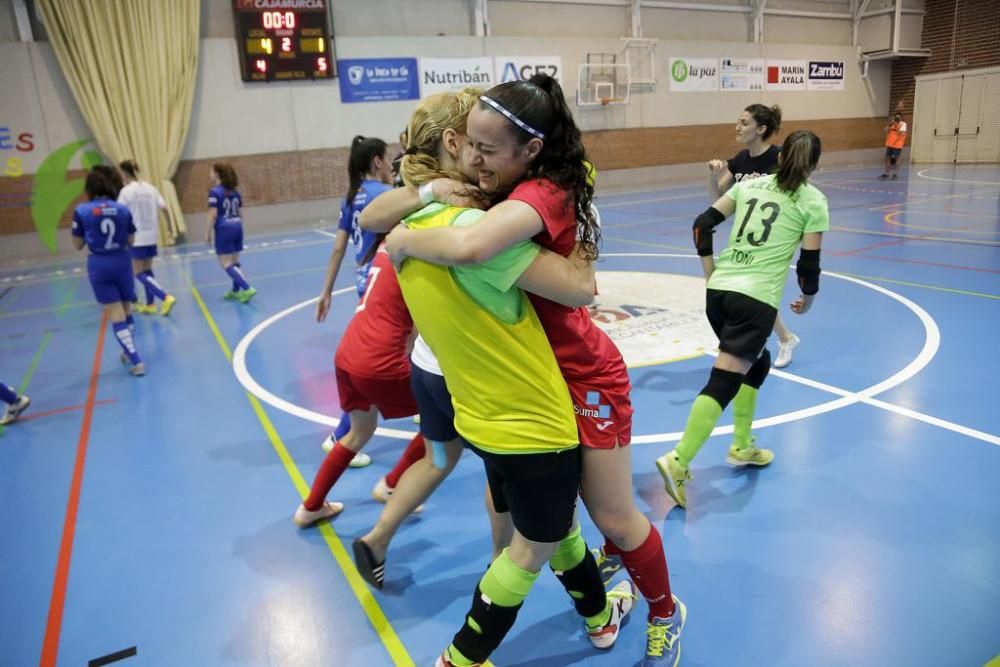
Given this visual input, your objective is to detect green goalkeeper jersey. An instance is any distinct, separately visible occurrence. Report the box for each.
[708,174,830,309]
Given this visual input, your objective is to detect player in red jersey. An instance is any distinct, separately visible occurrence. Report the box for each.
[292,245,426,527]
[367,75,684,667]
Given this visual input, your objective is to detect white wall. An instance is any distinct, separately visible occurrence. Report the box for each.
[1,0,893,174]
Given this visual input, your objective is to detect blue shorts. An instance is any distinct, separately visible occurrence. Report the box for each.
[409,365,458,442]
[214,222,244,256]
[87,253,136,305]
[130,244,158,260]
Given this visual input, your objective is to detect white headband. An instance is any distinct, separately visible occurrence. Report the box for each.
[480,96,546,140]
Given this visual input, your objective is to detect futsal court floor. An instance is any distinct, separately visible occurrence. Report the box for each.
[1,163,998,667]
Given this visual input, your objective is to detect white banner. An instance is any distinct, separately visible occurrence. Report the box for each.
[669,58,719,92]
[807,60,846,90]
[494,56,562,84]
[720,58,765,92]
[420,57,494,95]
[766,60,807,91]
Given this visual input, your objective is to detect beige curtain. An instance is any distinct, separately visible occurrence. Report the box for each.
[37,0,199,244]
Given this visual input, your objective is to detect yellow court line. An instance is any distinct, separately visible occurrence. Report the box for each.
[628,350,708,369]
[883,210,1000,236]
[834,271,999,300]
[830,225,1000,246]
[189,283,415,667]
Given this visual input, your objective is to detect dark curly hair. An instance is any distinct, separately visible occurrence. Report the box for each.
[480,74,600,260]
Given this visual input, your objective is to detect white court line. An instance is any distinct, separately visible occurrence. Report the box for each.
[231,288,420,439]
[916,166,1000,186]
[231,250,995,447]
[314,229,338,239]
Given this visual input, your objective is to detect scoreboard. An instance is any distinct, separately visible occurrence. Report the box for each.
[232,0,333,82]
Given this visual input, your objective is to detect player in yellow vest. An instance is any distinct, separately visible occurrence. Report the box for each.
[353,89,635,667]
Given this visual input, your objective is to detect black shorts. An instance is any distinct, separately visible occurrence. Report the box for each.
[885,147,902,159]
[467,443,581,544]
[409,365,459,443]
[706,289,777,362]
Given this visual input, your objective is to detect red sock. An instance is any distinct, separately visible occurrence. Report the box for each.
[607,523,674,620]
[303,443,356,511]
[385,434,425,488]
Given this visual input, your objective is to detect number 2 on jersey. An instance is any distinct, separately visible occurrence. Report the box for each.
[100,218,117,250]
[735,198,780,247]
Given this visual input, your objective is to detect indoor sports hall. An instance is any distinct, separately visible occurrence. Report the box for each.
[1,2,997,667]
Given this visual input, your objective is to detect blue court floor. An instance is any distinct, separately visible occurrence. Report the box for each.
[1,164,998,667]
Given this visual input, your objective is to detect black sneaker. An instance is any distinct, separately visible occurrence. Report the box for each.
[879,174,889,180]
[353,538,385,589]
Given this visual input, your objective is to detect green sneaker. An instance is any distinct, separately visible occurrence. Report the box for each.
[223,290,239,300]
[655,451,691,508]
[726,437,774,467]
[237,287,257,303]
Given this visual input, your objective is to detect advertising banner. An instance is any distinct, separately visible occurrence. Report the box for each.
[669,57,719,91]
[808,61,845,90]
[337,58,419,103]
[494,56,562,83]
[420,57,494,95]
[720,58,766,92]
[766,60,808,91]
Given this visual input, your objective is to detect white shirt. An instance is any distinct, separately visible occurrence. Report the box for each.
[118,180,166,247]
[410,334,443,376]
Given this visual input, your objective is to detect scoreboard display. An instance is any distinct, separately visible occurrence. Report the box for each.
[232,0,333,82]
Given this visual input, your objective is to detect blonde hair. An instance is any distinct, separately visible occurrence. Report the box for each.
[401,87,483,187]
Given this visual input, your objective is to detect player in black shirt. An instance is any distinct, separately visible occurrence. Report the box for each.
[705,104,801,368]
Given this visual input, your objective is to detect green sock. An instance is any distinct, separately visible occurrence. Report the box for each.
[673,394,724,467]
[548,524,585,573]
[731,384,758,449]
[585,601,612,630]
[446,549,538,665]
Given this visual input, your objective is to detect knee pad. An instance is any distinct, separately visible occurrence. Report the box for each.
[744,349,771,389]
[890,157,897,166]
[700,367,743,410]
[452,585,522,664]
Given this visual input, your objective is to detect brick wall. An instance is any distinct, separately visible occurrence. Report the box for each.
[890,0,1000,117]
[0,116,885,238]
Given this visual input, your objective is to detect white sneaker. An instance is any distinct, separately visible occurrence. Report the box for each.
[0,395,31,425]
[586,580,637,649]
[321,435,371,467]
[293,501,344,528]
[349,452,372,468]
[774,333,800,368]
[371,476,424,513]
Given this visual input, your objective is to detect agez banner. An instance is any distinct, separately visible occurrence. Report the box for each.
[494,56,561,84]
[337,58,419,103]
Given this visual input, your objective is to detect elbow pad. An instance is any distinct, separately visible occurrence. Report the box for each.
[692,207,726,257]
[796,248,821,295]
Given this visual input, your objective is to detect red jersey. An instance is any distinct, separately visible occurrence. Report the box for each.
[335,249,413,380]
[509,179,629,386]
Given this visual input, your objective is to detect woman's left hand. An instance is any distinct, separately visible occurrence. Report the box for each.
[385,224,410,271]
